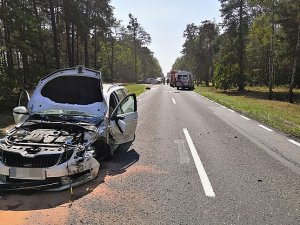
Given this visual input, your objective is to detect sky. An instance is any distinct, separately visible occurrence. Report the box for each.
[111,0,222,76]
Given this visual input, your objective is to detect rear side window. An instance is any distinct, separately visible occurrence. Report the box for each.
[123,88,128,96]
[115,89,126,102]
[41,76,103,105]
[109,92,118,116]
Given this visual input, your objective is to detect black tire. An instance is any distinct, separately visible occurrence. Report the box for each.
[177,86,179,90]
[103,143,114,160]
[93,141,113,160]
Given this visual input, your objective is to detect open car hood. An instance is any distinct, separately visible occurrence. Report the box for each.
[28,66,107,119]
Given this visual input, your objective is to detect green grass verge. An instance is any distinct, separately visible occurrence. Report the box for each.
[194,86,300,138]
[124,84,147,96]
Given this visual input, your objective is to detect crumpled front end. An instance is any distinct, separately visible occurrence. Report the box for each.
[0,124,100,191]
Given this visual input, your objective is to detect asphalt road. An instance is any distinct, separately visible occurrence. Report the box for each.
[0,84,300,225]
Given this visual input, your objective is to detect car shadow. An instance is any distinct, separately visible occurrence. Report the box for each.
[0,142,139,211]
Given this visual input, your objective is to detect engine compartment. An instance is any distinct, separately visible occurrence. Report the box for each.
[9,128,82,145]
[0,122,89,168]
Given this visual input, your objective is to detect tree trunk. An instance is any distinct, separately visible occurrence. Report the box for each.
[209,42,215,86]
[76,31,79,65]
[16,50,20,69]
[288,3,300,103]
[33,0,47,71]
[205,62,209,86]
[4,29,13,71]
[63,0,72,67]
[65,19,72,67]
[134,29,137,81]
[238,0,245,91]
[84,35,89,67]
[49,0,60,69]
[94,27,97,69]
[111,40,115,81]
[268,0,275,100]
[2,0,13,71]
[71,23,75,67]
[21,53,28,87]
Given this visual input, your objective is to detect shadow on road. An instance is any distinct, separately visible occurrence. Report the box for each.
[0,142,139,211]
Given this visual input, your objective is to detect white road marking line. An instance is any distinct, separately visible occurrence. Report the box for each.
[240,115,251,121]
[183,128,215,197]
[169,90,171,93]
[227,109,235,113]
[172,97,176,104]
[221,105,227,109]
[258,124,273,132]
[288,139,300,147]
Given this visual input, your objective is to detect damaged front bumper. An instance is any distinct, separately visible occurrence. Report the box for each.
[0,154,100,191]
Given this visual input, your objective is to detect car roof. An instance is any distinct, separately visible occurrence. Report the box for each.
[102,83,126,96]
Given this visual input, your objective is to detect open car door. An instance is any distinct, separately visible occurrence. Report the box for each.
[110,93,138,145]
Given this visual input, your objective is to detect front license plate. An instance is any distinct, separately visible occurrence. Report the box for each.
[9,168,46,180]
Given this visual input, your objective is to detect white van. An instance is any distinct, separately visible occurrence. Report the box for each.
[175,71,194,90]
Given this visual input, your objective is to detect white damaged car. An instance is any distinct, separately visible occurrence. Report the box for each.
[0,66,138,191]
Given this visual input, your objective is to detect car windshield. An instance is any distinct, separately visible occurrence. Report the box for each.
[32,109,102,124]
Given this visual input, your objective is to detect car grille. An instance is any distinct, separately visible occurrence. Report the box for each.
[2,151,61,168]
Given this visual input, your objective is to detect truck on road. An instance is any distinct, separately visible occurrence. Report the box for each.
[169,70,178,87]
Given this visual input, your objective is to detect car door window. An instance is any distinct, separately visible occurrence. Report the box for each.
[122,88,128,96]
[109,92,118,116]
[116,95,136,116]
[115,89,126,102]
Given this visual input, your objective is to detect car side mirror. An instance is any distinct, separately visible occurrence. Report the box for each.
[17,89,30,107]
[13,106,29,124]
[13,89,30,124]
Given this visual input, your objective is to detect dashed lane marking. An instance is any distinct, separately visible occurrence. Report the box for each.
[259,124,273,132]
[288,139,300,147]
[172,97,176,104]
[240,115,251,121]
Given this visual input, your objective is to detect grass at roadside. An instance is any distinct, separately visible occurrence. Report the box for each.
[124,84,148,96]
[194,86,300,138]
